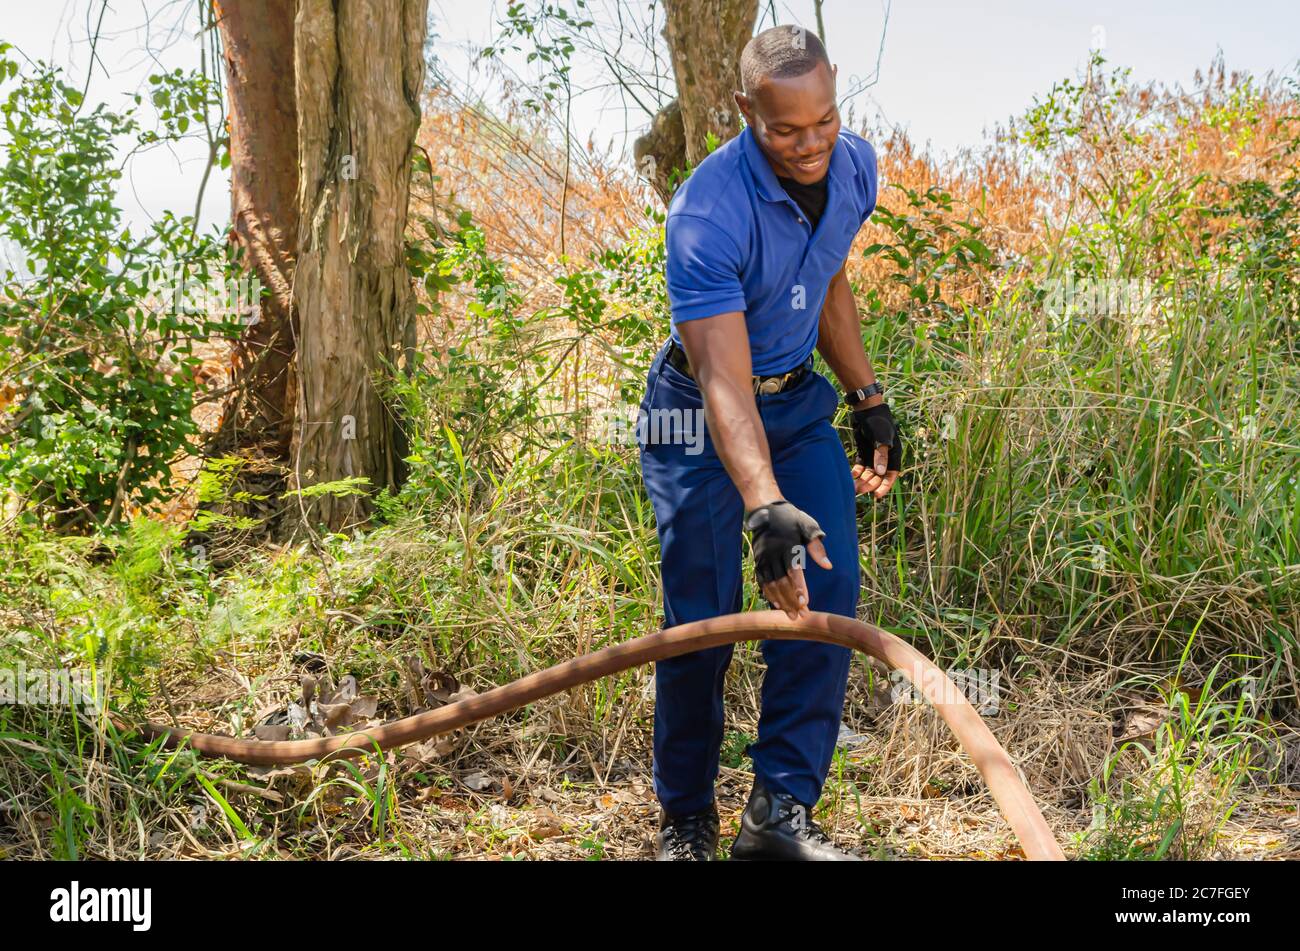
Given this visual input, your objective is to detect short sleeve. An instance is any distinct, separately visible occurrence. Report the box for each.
[664,213,747,324]
[859,138,879,226]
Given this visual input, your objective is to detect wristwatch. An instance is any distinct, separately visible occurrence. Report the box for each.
[843,381,884,406]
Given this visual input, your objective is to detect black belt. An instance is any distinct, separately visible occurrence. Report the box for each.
[666,339,812,395]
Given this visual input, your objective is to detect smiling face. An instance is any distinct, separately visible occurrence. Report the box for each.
[735,59,840,185]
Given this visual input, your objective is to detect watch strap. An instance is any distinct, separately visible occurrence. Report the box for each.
[844,381,884,405]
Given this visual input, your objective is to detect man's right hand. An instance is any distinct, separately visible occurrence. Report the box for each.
[743,500,833,621]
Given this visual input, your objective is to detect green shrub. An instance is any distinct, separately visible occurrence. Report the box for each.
[0,46,245,530]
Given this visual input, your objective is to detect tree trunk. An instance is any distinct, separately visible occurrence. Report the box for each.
[213,0,299,460]
[634,0,757,204]
[632,99,686,207]
[289,0,427,532]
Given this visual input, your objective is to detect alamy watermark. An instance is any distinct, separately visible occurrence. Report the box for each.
[0,663,105,713]
[49,881,151,931]
[1043,274,1157,319]
[599,402,707,456]
[145,257,263,325]
[890,664,1001,715]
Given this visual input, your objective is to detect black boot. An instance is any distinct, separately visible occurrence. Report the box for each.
[730,778,864,861]
[655,802,720,860]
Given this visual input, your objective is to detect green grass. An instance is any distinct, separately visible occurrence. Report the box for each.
[3,94,1297,860]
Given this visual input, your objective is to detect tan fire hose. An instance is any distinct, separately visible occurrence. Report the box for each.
[109,610,1066,860]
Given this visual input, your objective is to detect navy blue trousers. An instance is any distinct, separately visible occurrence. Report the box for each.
[637,341,859,816]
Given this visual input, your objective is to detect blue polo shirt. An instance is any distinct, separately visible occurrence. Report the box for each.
[664,124,879,375]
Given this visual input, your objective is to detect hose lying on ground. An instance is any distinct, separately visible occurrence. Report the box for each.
[108,610,1066,860]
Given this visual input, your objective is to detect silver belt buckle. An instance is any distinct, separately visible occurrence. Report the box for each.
[756,374,784,395]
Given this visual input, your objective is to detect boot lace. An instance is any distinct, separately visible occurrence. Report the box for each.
[774,800,839,849]
[661,810,717,860]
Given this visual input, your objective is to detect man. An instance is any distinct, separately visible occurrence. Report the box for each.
[637,24,903,861]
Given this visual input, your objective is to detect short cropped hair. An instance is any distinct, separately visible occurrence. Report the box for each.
[740,24,831,97]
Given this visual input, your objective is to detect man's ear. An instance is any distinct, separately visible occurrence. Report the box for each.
[734,90,751,125]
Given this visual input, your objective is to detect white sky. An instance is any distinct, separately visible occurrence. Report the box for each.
[1,0,1297,241]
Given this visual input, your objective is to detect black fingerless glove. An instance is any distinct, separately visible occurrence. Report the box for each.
[850,403,903,473]
[743,500,826,586]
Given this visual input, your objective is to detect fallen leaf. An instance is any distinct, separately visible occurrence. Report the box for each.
[528,809,566,840]
[1119,708,1167,742]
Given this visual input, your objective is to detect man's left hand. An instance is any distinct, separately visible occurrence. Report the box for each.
[850,403,902,499]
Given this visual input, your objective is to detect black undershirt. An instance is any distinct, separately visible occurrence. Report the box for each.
[776,170,829,232]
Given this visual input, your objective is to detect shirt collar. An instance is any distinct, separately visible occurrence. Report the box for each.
[741,123,850,204]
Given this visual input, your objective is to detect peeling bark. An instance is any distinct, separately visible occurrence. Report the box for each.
[290,0,428,532]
